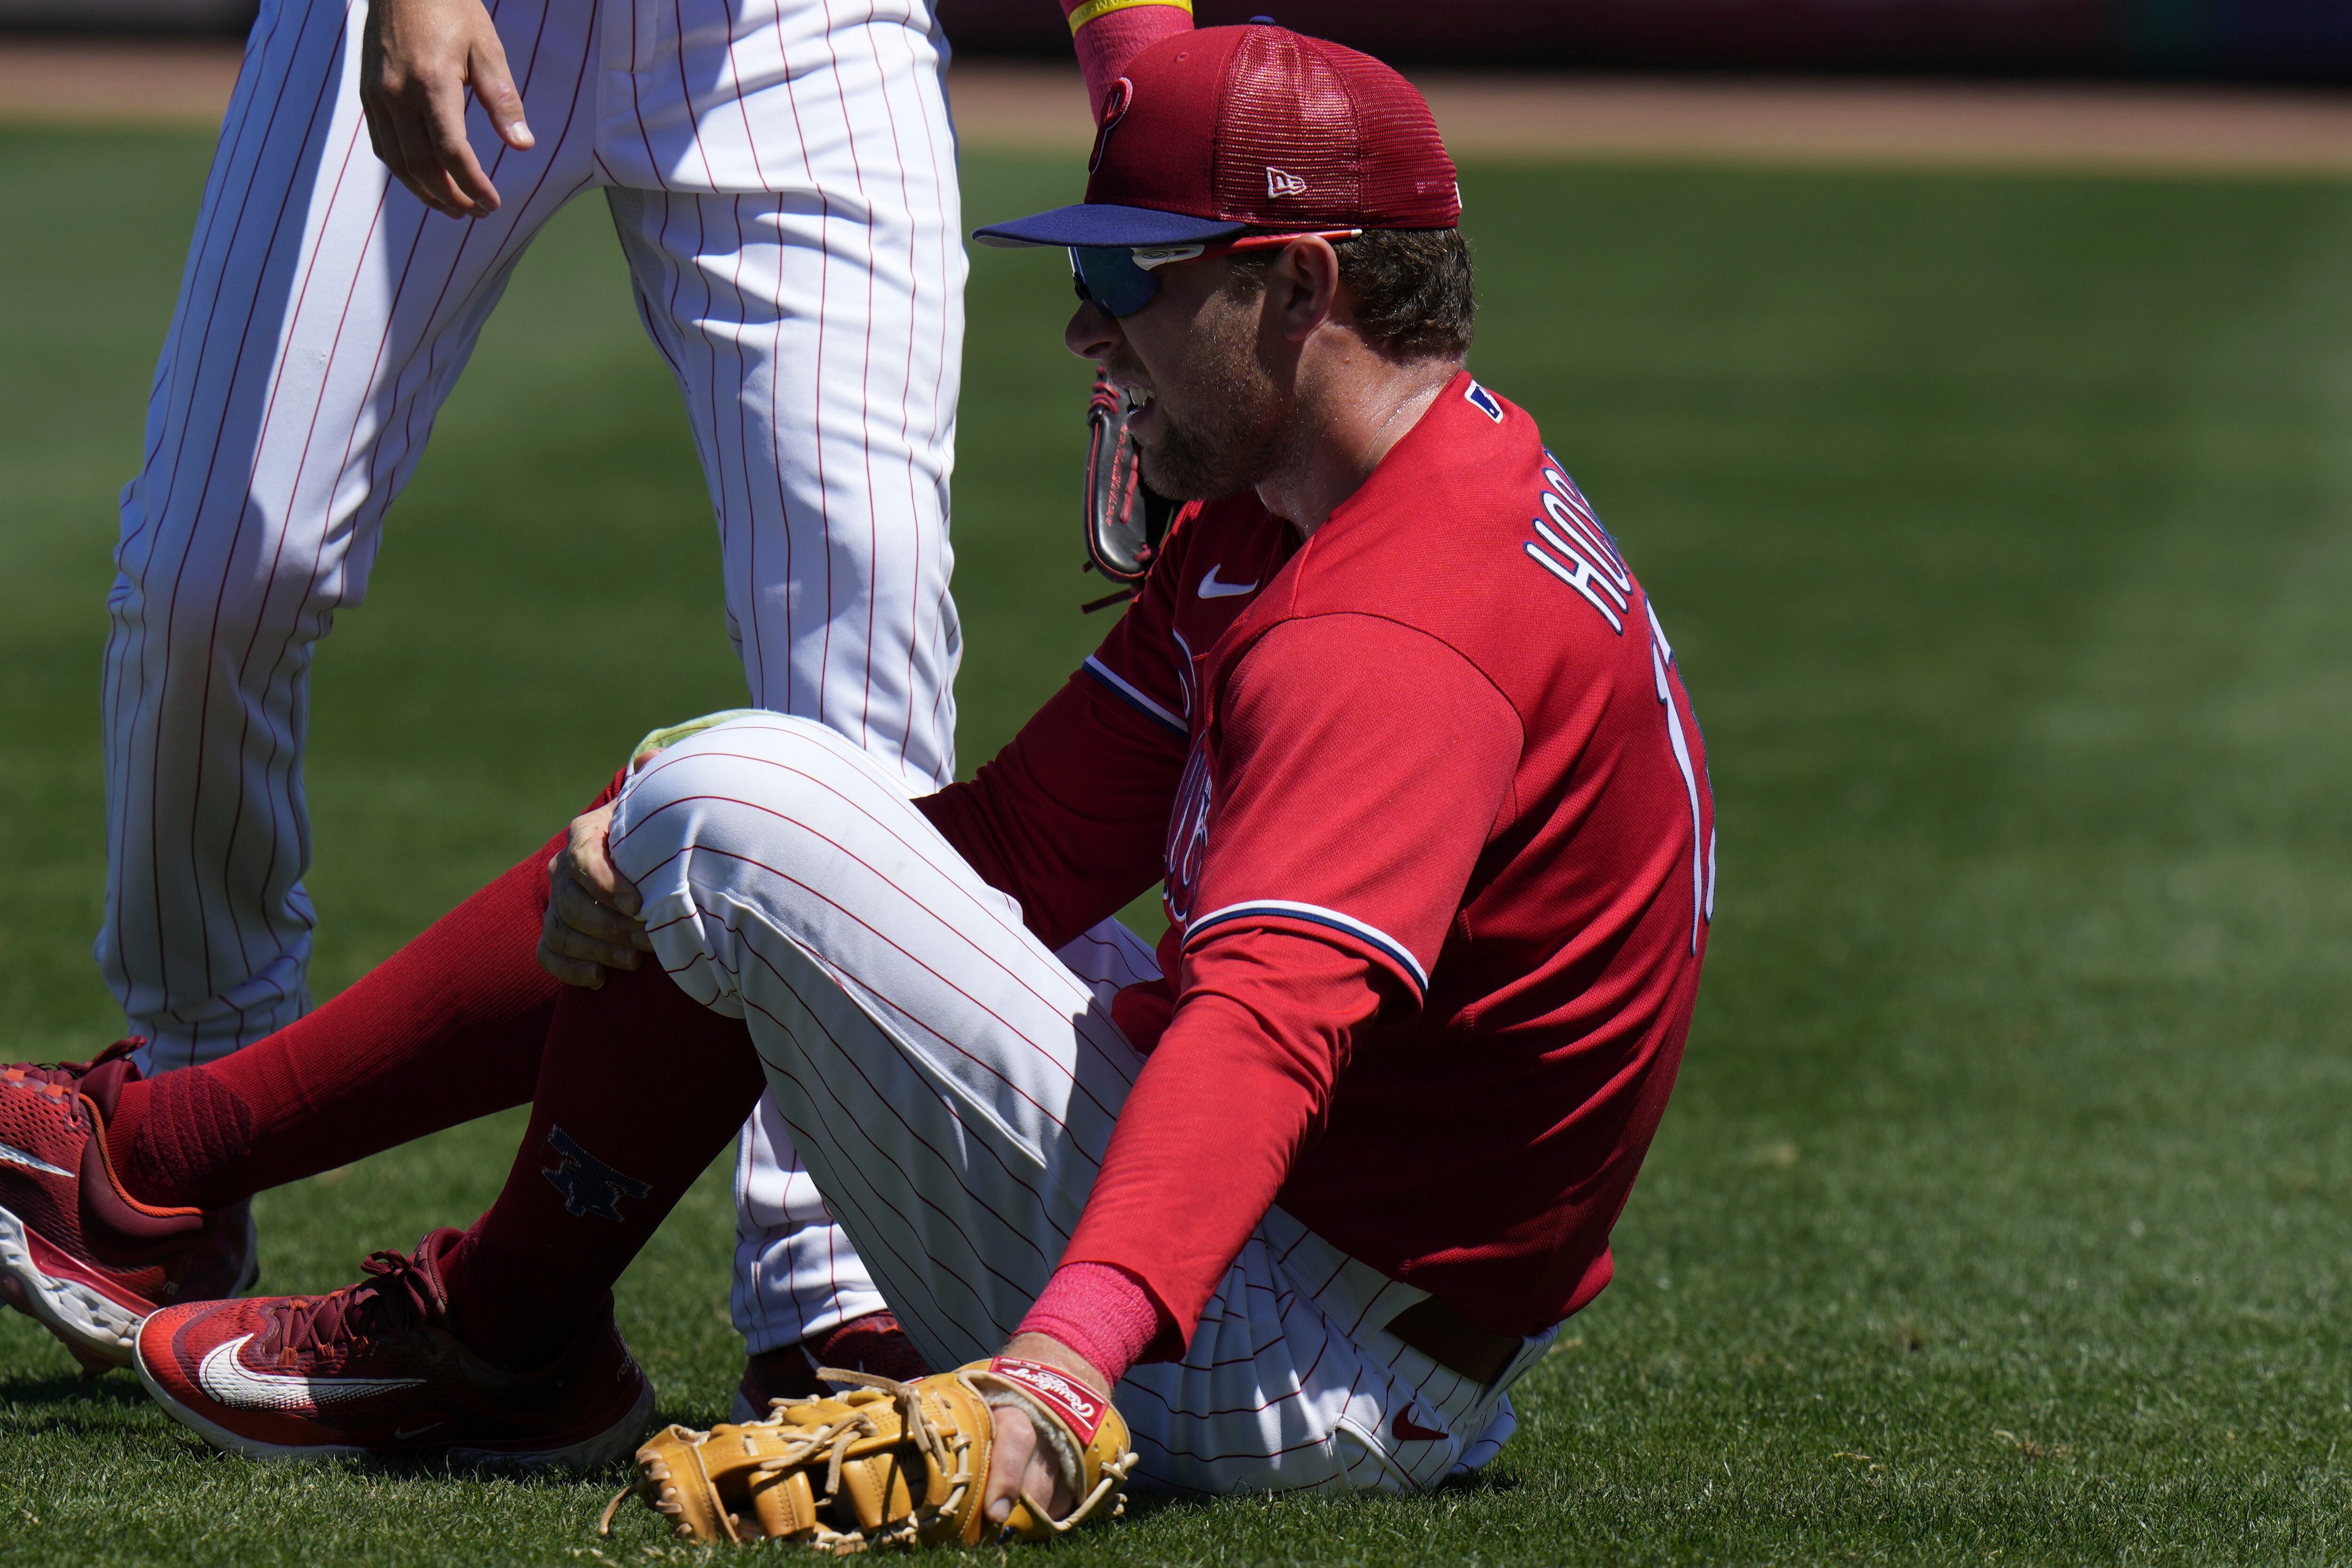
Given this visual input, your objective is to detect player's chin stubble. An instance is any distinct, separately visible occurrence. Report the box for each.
[1125,310,1289,504]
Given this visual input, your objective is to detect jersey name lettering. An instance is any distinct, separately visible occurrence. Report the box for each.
[1522,463,1631,634]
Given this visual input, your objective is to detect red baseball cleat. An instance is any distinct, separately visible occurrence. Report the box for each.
[731,1309,930,1421]
[135,1227,655,1468]
[0,1042,257,1372]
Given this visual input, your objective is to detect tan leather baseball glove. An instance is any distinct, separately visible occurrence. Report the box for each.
[599,1359,1138,1551]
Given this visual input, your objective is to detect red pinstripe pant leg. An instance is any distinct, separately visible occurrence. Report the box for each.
[99,0,952,1362]
[611,714,1556,1497]
[101,0,601,1072]
[592,7,964,1361]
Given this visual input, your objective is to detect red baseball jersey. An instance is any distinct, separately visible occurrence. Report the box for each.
[921,371,1713,1343]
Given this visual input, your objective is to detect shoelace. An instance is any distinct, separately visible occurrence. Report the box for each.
[0,1038,144,1096]
[262,1246,442,1361]
[0,1038,145,1108]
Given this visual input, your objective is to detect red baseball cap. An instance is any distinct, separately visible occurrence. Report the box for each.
[973,25,1460,250]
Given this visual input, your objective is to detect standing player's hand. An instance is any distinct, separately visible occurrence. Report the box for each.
[537,801,654,987]
[360,0,533,218]
[980,1332,1092,1528]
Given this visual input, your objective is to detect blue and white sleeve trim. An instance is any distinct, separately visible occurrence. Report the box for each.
[1184,900,1430,999]
[1082,657,1188,736]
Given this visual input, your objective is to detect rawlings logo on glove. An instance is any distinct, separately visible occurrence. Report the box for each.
[599,1362,1137,1552]
[985,1356,1104,1443]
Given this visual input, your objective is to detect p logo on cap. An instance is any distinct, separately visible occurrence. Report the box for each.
[1089,76,1134,175]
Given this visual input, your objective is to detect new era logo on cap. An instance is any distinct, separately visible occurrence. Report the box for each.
[1266,167,1307,198]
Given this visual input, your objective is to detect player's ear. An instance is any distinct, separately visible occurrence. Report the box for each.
[1267,236,1342,343]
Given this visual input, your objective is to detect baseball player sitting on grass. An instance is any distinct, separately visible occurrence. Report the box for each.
[0,24,1711,1541]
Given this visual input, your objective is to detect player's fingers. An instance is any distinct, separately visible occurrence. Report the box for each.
[422,83,497,214]
[1024,1444,1073,1518]
[565,806,645,920]
[983,1405,1039,1526]
[361,98,396,171]
[548,862,648,950]
[390,111,462,215]
[469,38,533,150]
[544,920,644,972]
[364,98,432,212]
[538,889,644,980]
[390,68,475,215]
[535,928,608,988]
[544,883,644,959]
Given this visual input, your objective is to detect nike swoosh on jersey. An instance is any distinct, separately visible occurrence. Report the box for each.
[1391,1408,1449,1443]
[198,1335,429,1411]
[1196,565,1258,599]
[0,1140,71,1179]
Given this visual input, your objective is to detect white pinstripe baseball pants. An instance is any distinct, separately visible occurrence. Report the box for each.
[613,713,1549,1495]
[100,0,961,1344]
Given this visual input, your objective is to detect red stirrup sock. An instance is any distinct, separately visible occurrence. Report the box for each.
[100,828,570,1209]
[445,960,767,1373]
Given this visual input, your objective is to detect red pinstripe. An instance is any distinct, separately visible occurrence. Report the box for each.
[731,928,1075,1257]
[669,898,1081,1243]
[630,743,1138,1074]
[124,0,349,1062]
[221,0,591,1043]
[886,17,951,760]
[628,819,1124,1126]
[626,771,1138,1090]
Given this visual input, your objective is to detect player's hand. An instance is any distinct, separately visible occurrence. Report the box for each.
[981,1332,1091,1528]
[360,0,533,219]
[537,801,654,987]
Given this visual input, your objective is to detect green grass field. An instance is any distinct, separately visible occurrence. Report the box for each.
[3,126,2352,1565]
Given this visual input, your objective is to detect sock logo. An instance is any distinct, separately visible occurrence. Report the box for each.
[540,1126,651,1222]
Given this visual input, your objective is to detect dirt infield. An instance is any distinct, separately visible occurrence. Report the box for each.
[4,36,2350,174]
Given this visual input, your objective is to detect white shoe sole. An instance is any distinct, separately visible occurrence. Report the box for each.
[135,1335,660,1472]
[0,1203,143,1367]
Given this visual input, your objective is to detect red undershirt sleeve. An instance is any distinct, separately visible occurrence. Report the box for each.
[1056,615,1523,1345]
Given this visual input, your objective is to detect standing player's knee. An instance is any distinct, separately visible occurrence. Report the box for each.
[111,545,338,669]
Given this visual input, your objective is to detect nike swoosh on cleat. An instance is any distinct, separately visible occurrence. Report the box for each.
[393,1420,444,1440]
[1196,565,1258,599]
[0,1140,71,1179]
[197,1335,429,1411]
[1391,1408,1449,1443]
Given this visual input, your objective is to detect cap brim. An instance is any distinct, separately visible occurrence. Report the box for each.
[971,203,1248,249]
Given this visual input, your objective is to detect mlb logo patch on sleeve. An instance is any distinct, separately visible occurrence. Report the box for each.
[1464,381,1504,422]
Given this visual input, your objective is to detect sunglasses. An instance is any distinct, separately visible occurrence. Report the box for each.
[1069,230,1363,318]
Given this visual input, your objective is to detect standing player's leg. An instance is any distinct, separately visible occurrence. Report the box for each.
[602,9,965,1397]
[614,716,1546,1498]
[601,17,962,788]
[100,0,602,1074]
